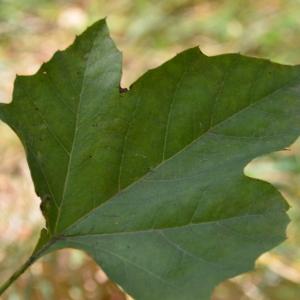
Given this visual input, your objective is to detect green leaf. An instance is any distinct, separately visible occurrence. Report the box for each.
[1,18,300,299]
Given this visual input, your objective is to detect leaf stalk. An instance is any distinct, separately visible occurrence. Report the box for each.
[0,256,35,295]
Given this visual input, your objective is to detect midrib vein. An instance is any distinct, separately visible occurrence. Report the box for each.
[63,212,272,238]
[54,34,100,233]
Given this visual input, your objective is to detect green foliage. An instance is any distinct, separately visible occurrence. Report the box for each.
[1,18,300,299]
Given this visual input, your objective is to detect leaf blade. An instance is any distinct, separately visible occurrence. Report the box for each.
[2,18,300,300]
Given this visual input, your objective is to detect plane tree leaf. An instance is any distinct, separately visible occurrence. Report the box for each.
[1,18,300,299]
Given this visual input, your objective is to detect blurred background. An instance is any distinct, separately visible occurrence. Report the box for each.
[1,0,300,299]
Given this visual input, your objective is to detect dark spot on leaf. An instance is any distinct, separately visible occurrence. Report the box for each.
[119,86,128,94]
[40,194,51,215]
